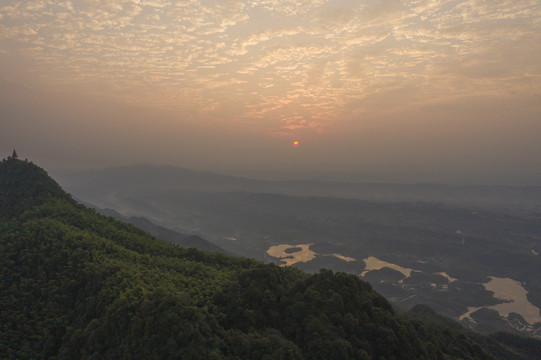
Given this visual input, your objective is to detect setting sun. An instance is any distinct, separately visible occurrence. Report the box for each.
[0,0,540,180]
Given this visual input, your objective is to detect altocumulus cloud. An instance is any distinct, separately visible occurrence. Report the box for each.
[0,0,540,138]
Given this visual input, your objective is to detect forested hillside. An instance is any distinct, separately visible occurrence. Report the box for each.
[97,207,226,254]
[1,155,539,359]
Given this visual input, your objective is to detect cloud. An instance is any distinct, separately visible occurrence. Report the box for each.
[360,0,406,21]
[0,0,540,137]
[318,6,356,26]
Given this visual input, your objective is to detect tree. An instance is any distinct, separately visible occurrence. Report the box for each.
[11,149,18,159]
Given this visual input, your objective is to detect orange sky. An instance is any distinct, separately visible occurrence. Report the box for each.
[1,0,540,183]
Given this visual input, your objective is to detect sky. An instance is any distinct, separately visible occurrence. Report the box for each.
[1,0,541,184]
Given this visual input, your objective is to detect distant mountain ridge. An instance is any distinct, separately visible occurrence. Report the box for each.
[54,164,541,214]
[2,155,540,359]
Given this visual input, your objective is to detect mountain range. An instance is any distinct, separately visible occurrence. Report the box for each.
[53,164,541,215]
[2,155,541,358]
[53,164,541,337]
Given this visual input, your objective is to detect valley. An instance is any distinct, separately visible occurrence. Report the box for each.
[54,165,541,337]
[8,156,541,359]
[267,246,541,336]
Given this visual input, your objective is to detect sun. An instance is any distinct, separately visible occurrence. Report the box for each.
[293,141,299,147]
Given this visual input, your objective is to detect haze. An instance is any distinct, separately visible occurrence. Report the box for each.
[1,0,540,184]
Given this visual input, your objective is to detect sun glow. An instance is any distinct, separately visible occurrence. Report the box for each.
[293,141,299,147]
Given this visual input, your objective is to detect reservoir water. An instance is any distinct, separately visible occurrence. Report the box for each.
[460,276,541,324]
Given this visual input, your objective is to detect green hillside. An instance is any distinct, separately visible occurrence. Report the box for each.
[0,155,539,359]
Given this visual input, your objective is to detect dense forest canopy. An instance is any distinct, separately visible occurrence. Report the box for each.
[1,155,540,359]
